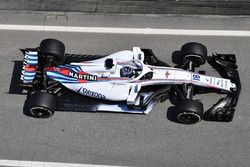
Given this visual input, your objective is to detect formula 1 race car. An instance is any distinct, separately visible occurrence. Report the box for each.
[19,39,241,124]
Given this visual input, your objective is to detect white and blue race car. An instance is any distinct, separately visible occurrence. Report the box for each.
[20,39,241,124]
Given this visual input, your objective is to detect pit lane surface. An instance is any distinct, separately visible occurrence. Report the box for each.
[0,12,250,167]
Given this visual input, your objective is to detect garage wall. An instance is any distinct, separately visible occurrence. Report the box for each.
[0,0,249,15]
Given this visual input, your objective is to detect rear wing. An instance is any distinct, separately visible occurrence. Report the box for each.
[20,49,39,87]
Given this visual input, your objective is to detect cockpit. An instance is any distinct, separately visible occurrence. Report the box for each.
[118,59,153,80]
[118,59,143,79]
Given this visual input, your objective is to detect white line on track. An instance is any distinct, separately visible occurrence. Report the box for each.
[0,24,250,37]
[0,159,127,167]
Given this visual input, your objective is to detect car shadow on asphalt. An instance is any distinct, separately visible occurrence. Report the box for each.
[171,50,182,65]
[8,60,34,116]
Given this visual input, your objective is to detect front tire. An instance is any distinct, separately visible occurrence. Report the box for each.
[27,91,56,118]
[181,42,207,67]
[176,100,204,124]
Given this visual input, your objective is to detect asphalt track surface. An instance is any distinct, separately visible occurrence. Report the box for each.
[0,12,250,167]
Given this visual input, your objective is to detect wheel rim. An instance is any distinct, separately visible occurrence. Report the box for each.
[177,112,201,124]
[30,107,53,118]
[185,55,205,65]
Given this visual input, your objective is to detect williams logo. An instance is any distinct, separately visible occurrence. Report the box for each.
[192,74,200,81]
[69,71,97,81]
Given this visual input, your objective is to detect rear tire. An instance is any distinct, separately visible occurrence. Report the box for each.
[176,100,204,124]
[27,91,56,118]
[181,42,207,67]
[40,38,65,60]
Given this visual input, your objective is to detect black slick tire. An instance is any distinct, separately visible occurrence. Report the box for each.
[28,91,56,118]
[176,100,204,124]
[40,38,65,60]
[181,42,207,67]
